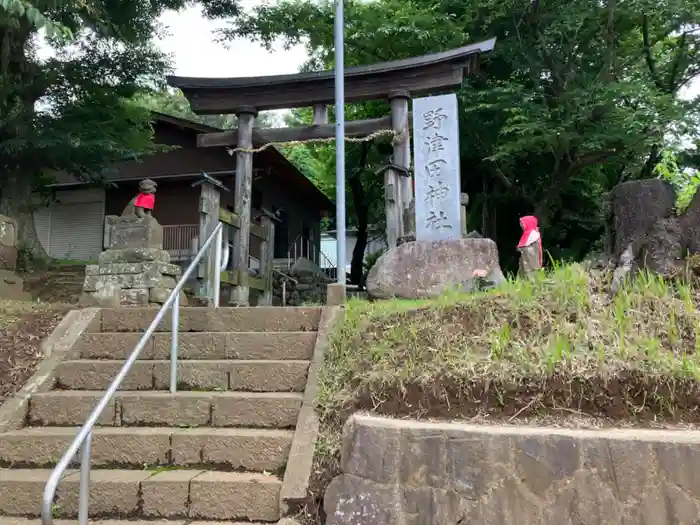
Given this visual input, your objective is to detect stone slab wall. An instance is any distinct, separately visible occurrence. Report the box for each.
[324,414,700,525]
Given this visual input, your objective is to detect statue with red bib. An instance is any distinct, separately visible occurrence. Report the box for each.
[517,215,543,277]
[122,178,157,218]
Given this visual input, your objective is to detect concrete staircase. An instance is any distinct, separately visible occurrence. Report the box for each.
[0,306,325,523]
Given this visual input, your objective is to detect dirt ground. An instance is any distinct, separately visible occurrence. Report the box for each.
[0,300,69,407]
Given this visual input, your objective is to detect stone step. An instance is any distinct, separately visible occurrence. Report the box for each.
[0,469,281,521]
[75,331,317,361]
[0,520,270,525]
[54,360,310,392]
[0,427,293,471]
[29,391,303,428]
[96,307,322,333]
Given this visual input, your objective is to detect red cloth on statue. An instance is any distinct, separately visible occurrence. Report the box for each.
[517,215,542,266]
[134,193,155,210]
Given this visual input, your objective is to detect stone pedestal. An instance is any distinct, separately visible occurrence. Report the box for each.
[0,214,31,300]
[106,215,163,250]
[0,215,18,271]
[366,239,506,300]
[81,216,186,307]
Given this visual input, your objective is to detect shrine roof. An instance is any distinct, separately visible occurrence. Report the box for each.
[167,38,496,113]
[49,112,334,212]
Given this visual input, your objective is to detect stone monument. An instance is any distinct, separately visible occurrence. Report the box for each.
[0,214,31,300]
[368,94,504,299]
[0,215,18,272]
[80,180,186,307]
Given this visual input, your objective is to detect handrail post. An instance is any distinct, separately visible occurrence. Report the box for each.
[214,225,222,308]
[170,293,180,393]
[78,430,92,525]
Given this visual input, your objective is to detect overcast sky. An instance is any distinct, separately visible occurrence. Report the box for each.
[159,5,699,96]
[156,4,307,78]
[36,4,699,103]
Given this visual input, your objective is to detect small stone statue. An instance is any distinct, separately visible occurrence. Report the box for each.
[517,215,543,277]
[122,178,157,218]
[610,243,635,296]
[460,193,469,237]
[398,199,417,246]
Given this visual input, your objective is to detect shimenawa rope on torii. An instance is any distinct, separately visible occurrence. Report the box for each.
[225,128,406,155]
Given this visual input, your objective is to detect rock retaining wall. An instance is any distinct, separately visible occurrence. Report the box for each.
[324,414,700,525]
[273,262,333,306]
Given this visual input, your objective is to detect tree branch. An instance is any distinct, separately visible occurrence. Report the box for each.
[667,31,688,93]
[572,149,618,169]
[484,160,534,204]
[642,15,665,91]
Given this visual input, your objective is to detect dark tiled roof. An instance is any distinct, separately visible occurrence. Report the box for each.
[50,112,334,212]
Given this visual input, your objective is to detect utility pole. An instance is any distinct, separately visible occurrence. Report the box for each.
[334,0,346,286]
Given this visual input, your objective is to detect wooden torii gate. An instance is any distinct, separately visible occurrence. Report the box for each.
[167,38,496,306]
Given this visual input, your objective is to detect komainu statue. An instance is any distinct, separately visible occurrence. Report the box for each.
[122,178,157,218]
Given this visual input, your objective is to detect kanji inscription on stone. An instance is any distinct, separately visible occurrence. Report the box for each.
[412,93,461,241]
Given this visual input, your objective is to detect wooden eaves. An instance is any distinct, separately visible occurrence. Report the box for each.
[167,38,497,114]
[167,38,496,149]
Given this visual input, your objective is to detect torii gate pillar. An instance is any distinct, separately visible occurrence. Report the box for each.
[230,106,256,306]
[388,90,412,247]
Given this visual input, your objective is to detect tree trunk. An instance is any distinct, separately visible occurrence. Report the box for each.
[351,219,369,287]
[349,172,369,287]
[348,143,372,287]
[0,21,46,264]
[0,173,49,261]
[639,144,660,180]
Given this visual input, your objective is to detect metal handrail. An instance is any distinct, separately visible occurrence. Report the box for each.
[41,222,226,525]
[273,268,297,308]
[286,234,335,269]
[273,267,298,284]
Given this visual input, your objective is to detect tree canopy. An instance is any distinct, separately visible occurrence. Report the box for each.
[134,88,282,129]
[226,0,700,275]
[0,0,240,254]
[2,0,698,277]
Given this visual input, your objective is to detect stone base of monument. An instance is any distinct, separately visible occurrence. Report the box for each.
[80,259,186,307]
[80,215,187,307]
[0,214,32,301]
[366,238,506,300]
[105,214,164,250]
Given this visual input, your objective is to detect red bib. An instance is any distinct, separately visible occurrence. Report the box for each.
[134,193,155,210]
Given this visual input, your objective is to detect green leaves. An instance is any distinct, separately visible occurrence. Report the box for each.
[0,0,244,216]
[0,0,73,38]
[224,0,699,268]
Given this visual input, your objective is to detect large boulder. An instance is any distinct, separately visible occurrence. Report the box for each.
[610,179,676,259]
[640,218,685,276]
[366,239,505,300]
[681,189,700,254]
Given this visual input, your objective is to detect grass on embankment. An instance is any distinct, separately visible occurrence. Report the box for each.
[298,263,700,522]
[318,263,700,432]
